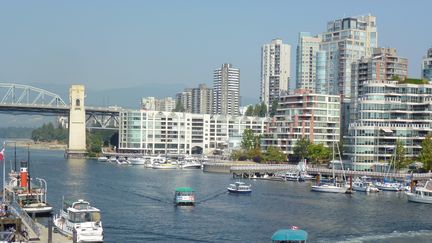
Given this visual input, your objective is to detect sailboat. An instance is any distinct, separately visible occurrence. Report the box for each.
[374,148,402,191]
[311,141,349,193]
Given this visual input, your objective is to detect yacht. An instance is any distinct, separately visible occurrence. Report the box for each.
[5,161,53,216]
[352,179,379,193]
[227,182,252,193]
[374,181,401,191]
[129,156,149,165]
[283,171,300,181]
[406,180,432,204]
[180,157,202,169]
[53,198,103,242]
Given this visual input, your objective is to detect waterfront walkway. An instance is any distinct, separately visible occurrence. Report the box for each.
[227,164,432,179]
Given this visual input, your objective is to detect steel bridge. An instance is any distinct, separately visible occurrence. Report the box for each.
[0,83,121,129]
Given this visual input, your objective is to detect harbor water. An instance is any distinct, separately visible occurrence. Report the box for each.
[5,148,432,242]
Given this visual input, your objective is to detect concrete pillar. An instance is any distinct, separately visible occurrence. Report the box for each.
[67,85,87,158]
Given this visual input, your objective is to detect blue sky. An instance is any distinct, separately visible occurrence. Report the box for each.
[0,0,431,105]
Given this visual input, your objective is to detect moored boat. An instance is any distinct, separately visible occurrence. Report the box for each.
[5,160,53,216]
[374,181,401,191]
[406,179,432,204]
[283,171,300,181]
[271,227,308,243]
[311,182,349,193]
[352,179,380,193]
[174,187,195,206]
[53,198,103,242]
[129,157,148,165]
[97,156,108,162]
[227,182,252,193]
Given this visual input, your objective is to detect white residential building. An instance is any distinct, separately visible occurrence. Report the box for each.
[119,110,269,155]
[320,15,378,98]
[261,39,291,107]
[141,97,176,112]
[296,32,321,92]
[213,63,240,115]
[261,90,340,157]
[345,79,432,171]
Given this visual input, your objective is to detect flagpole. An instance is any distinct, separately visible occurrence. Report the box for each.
[2,142,5,202]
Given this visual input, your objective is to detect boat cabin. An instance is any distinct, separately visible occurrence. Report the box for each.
[174,187,195,206]
[271,229,308,243]
[62,199,101,223]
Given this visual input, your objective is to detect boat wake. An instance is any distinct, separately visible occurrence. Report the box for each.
[325,230,432,243]
[196,189,227,204]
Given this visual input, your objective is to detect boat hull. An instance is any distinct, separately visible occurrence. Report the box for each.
[227,188,252,194]
[23,205,53,215]
[406,192,432,204]
[152,164,177,169]
[311,185,348,193]
[54,216,103,243]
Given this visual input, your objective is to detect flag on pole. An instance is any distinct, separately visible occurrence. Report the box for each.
[0,142,5,161]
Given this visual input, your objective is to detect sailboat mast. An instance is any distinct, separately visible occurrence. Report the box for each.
[14,142,16,172]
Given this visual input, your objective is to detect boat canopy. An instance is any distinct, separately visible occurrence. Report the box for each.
[175,187,194,192]
[271,229,308,241]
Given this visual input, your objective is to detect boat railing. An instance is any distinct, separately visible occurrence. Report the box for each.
[8,199,40,239]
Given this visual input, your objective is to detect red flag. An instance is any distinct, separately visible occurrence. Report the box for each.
[0,142,4,161]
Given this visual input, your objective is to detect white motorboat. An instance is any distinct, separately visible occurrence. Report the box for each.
[180,157,202,169]
[227,182,252,193]
[129,157,149,165]
[352,179,379,193]
[97,156,108,162]
[152,163,177,169]
[406,180,432,204]
[299,171,315,181]
[374,181,401,191]
[109,157,117,162]
[283,171,300,181]
[53,198,103,242]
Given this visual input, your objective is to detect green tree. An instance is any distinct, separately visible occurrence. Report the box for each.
[247,147,263,162]
[270,99,278,117]
[308,143,331,164]
[420,133,432,171]
[263,146,286,163]
[293,137,311,161]
[253,103,261,117]
[259,102,267,117]
[86,132,102,156]
[244,105,254,116]
[393,140,407,171]
[241,128,261,150]
[173,101,185,112]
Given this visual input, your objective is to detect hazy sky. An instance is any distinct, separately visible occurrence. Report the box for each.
[1,0,431,103]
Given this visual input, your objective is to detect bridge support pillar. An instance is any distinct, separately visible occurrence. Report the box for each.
[66,85,87,158]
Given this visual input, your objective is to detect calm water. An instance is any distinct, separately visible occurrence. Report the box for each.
[4,148,432,242]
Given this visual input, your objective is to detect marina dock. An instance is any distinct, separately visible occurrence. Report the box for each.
[214,163,432,180]
[31,223,72,243]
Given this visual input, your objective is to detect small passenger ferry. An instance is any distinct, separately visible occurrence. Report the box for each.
[271,227,308,243]
[227,182,252,193]
[174,187,195,206]
[53,198,103,242]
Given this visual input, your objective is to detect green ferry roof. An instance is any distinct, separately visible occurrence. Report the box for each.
[271,229,308,241]
[175,187,194,192]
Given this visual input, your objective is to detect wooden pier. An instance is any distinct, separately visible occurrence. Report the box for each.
[226,164,432,180]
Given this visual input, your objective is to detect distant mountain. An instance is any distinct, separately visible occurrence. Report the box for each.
[26,82,259,109]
